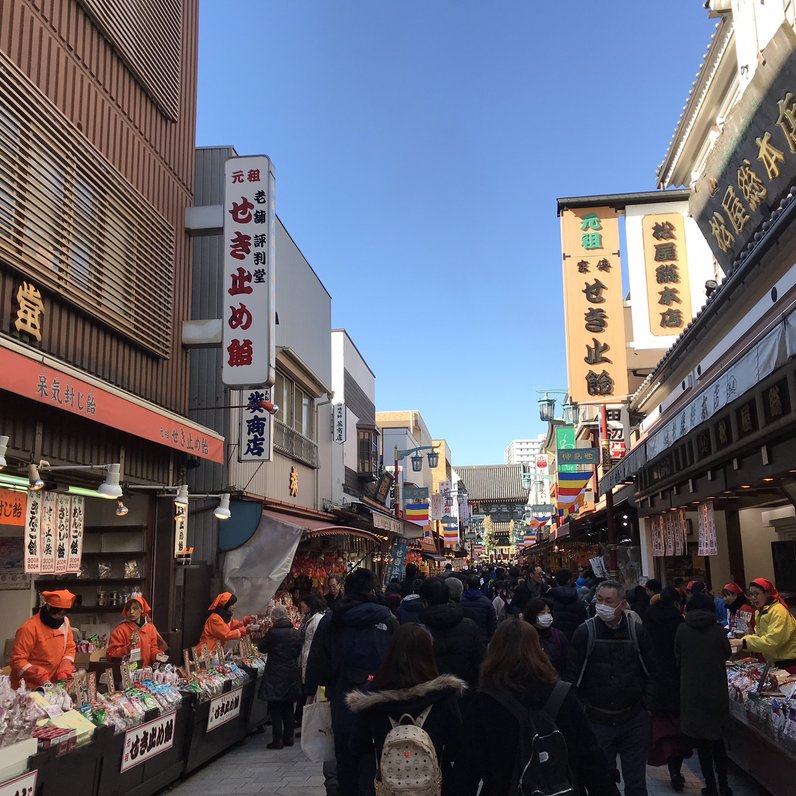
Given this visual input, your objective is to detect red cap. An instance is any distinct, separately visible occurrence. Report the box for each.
[123,596,151,617]
[686,580,698,591]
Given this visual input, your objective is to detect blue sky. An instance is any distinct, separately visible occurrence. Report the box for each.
[196,1,717,465]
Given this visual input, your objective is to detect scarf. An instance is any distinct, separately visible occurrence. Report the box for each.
[39,606,65,630]
[751,577,789,609]
[213,607,233,624]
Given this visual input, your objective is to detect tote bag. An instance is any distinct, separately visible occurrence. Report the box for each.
[301,693,335,762]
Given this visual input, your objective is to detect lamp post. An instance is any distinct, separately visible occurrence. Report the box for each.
[393,444,440,519]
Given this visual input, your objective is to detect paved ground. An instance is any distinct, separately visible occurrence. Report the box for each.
[167,732,772,796]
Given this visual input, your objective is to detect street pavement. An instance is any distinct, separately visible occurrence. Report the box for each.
[166,732,773,796]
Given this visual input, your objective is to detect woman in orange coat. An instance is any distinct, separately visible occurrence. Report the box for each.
[199,592,248,654]
[107,596,165,667]
[11,589,77,689]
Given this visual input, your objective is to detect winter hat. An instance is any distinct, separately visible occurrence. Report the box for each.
[446,577,464,601]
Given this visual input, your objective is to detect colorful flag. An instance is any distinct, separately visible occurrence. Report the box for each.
[405,502,429,524]
[442,517,459,547]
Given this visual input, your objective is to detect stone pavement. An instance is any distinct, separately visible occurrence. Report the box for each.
[166,733,772,796]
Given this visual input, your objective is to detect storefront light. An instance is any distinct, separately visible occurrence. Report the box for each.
[0,435,7,469]
[28,464,44,491]
[213,493,231,520]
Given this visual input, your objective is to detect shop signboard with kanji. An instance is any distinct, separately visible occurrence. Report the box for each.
[238,388,273,462]
[222,155,276,388]
[560,206,629,404]
[120,711,176,772]
[691,25,796,274]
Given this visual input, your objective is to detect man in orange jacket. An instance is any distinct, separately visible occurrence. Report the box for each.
[199,592,249,654]
[11,589,77,689]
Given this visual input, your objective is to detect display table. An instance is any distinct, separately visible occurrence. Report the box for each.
[726,702,796,796]
[182,680,253,775]
[241,665,269,733]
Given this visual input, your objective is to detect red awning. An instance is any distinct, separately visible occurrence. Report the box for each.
[261,509,388,544]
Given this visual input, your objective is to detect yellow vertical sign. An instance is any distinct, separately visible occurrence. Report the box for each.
[641,213,692,337]
[561,207,628,404]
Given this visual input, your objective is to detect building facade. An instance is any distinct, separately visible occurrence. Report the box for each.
[503,435,546,465]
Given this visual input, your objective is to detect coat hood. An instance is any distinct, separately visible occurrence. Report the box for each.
[645,600,682,625]
[331,596,393,628]
[419,601,464,629]
[685,608,718,629]
[463,589,485,602]
[345,674,467,712]
[550,586,579,604]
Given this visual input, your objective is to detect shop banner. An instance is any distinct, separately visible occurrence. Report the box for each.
[39,493,57,574]
[0,770,37,796]
[54,494,70,574]
[674,507,687,556]
[385,542,407,584]
[238,388,273,462]
[430,493,443,521]
[651,515,665,557]
[332,402,346,444]
[589,555,609,579]
[698,500,718,556]
[24,491,41,574]
[120,711,176,772]
[66,496,84,573]
[0,488,25,527]
[207,687,243,732]
[174,505,188,558]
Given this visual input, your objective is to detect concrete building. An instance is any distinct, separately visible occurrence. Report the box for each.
[504,435,547,465]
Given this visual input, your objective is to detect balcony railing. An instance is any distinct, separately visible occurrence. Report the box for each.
[274,420,319,469]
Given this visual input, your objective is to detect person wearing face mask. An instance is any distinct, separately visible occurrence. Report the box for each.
[564,580,657,796]
[524,597,569,674]
[730,577,796,672]
[199,591,249,654]
[107,596,167,667]
[11,590,77,689]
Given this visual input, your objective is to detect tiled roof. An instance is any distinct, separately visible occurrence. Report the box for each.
[457,464,527,502]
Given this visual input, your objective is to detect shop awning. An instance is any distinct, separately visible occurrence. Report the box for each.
[261,509,389,545]
[422,553,447,562]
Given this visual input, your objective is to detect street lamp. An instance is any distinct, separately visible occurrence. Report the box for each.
[536,389,573,424]
[393,444,440,518]
[563,402,580,425]
[538,393,556,422]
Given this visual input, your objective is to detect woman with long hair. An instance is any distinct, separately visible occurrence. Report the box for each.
[347,622,466,795]
[524,597,569,674]
[453,620,619,795]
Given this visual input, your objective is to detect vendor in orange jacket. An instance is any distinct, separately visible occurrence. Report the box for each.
[107,596,166,667]
[11,589,77,689]
[199,592,249,654]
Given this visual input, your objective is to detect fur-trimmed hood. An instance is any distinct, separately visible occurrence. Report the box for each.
[346,673,467,713]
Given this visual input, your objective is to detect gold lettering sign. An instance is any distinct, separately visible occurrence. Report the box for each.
[641,213,692,336]
[14,281,44,342]
[561,207,629,404]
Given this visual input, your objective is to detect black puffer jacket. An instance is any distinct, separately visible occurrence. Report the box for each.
[395,594,424,624]
[460,589,497,644]
[550,585,588,640]
[643,600,683,715]
[563,615,657,725]
[419,602,485,688]
[258,618,302,701]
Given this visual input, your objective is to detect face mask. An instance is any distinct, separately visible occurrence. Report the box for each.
[536,613,554,628]
[595,603,619,622]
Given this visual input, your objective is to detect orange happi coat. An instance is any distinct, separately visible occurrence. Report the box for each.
[107,618,160,667]
[198,612,245,653]
[10,613,76,689]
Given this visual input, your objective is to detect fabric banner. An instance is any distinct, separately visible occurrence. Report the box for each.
[66,496,84,573]
[405,503,429,525]
[24,491,42,574]
[442,517,459,547]
[54,495,71,574]
[698,500,718,556]
[430,494,443,521]
[674,507,687,556]
[664,512,675,557]
[651,515,665,557]
[39,492,57,574]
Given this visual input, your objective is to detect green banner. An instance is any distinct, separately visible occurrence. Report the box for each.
[555,426,577,473]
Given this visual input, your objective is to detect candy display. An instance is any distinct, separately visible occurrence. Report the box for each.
[0,678,42,748]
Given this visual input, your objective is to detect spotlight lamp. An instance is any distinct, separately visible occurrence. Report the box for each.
[97,464,123,499]
[28,463,44,491]
[214,493,231,520]
[115,498,129,517]
[174,485,189,506]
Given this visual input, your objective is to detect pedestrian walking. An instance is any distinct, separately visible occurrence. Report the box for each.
[524,597,569,674]
[445,575,464,603]
[452,620,619,795]
[563,579,657,796]
[418,577,485,690]
[305,568,398,795]
[460,574,497,644]
[550,569,588,640]
[643,587,690,792]
[347,623,465,795]
[395,578,425,624]
[258,604,303,749]
[675,592,732,796]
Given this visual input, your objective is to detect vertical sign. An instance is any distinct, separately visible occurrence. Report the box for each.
[24,491,41,573]
[561,206,629,404]
[174,504,188,558]
[222,155,276,388]
[698,500,718,556]
[54,495,70,574]
[332,403,346,444]
[641,213,692,336]
[555,427,577,473]
[67,496,84,573]
[238,388,273,462]
[40,492,57,574]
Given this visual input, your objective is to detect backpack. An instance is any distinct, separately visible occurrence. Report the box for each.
[375,705,441,795]
[330,615,394,691]
[575,615,650,687]
[485,681,576,796]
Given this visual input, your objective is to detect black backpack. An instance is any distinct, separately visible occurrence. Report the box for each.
[485,681,577,796]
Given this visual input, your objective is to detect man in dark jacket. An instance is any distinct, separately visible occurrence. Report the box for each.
[550,568,588,639]
[419,577,485,689]
[564,580,657,796]
[395,578,425,623]
[305,568,397,796]
[460,574,497,643]
[399,562,419,597]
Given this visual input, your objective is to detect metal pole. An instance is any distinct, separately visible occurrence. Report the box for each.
[393,445,401,519]
[600,405,618,575]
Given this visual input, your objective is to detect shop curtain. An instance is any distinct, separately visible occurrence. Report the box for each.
[222,512,304,616]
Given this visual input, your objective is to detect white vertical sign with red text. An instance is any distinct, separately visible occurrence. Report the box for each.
[221,156,276,388]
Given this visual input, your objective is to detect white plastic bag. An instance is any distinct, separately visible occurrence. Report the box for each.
[301,696,334,762]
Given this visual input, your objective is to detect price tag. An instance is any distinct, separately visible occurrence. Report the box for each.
[206,687,243,733]
[0,770,37,796]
